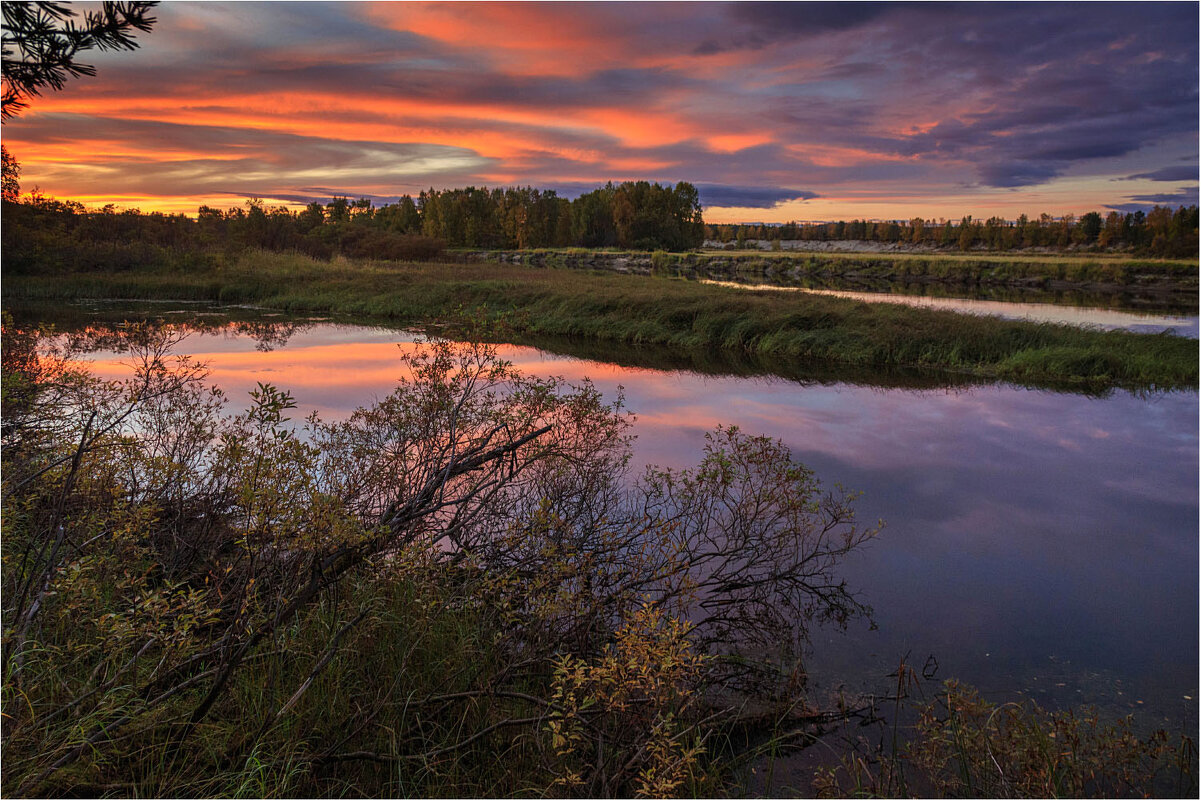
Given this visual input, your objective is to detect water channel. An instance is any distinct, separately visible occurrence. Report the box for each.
[699,280,1201,337]
[28,300,1201,741]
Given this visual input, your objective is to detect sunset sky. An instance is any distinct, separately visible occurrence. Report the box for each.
[3,1,1198,222]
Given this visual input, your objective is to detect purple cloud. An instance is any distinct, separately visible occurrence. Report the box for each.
[694,184,819,208]
[1123,166,1199,182]
[4,1,1197,217]
[1105,187,1200,213]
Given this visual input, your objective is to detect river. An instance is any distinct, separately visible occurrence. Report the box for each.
[699,280,1200,337]
[36,302,1201,741]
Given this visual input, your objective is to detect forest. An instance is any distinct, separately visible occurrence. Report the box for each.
[707,206,1200,257]
[2,150,706,262]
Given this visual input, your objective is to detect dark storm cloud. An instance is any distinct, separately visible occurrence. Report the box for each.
[1126,190,1199,204]
[864,75,1195,187]
[422,67,698,110]
[920,4,1196,187]
[736,1,898,33]
[694,184,818,208]
[976,162,1063,189]
[708,2,1198,189]
[1104,187,1199,213]
[695,1,899,53]
[1123,167,1200,182]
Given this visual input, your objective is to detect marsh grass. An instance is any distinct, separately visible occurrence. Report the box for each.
[4,249,1196,390]
[484,246,1198,287]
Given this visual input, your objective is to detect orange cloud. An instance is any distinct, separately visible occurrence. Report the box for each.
[4,2,1191,220]
[707,133,776,153]
[360,2,658,76]
[19,87,693,163]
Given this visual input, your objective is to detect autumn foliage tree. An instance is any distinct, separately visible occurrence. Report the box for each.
[1,143,19,200]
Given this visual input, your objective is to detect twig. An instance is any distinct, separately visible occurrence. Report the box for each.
[314,714,547,766]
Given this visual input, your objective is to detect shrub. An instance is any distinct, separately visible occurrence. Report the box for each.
[1,318,876,797]
[814,680,1197,798]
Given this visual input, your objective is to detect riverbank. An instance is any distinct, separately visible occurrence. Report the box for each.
[3,249,1197,391]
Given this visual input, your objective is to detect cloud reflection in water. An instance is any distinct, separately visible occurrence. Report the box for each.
[80,322,1198,726]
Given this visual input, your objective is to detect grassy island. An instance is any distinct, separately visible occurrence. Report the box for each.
[4,250,1197,392]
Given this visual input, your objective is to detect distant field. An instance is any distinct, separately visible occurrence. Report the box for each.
[5,250,1196,392]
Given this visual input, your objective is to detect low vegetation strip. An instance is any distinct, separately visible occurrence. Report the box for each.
[4,250,1197,391]
[468,248,1199,295]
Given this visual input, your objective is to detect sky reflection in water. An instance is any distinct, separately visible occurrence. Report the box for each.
[82,323,1199,730]
[701,280,1201,337]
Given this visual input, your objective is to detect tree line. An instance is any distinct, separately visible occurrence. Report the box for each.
[1,162,706,270]
[708,207,1200,257]
[418,181,705,250]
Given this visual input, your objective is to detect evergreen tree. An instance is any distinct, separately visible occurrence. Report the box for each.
[2,1,157,119]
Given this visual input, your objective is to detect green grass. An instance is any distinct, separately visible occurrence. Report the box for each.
[4,249,1197,391]
[484,246,1198,290]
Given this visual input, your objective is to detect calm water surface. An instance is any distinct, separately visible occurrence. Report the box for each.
[76,315,1199,733]
[701,280,1201,337]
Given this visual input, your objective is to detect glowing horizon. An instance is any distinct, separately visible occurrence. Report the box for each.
[3,1,1197,222]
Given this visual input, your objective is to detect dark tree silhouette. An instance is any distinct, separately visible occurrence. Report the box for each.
[1,1,156,120]
[1,144,19,200]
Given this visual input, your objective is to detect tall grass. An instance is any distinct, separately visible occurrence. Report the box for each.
[4,249,1196,391]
